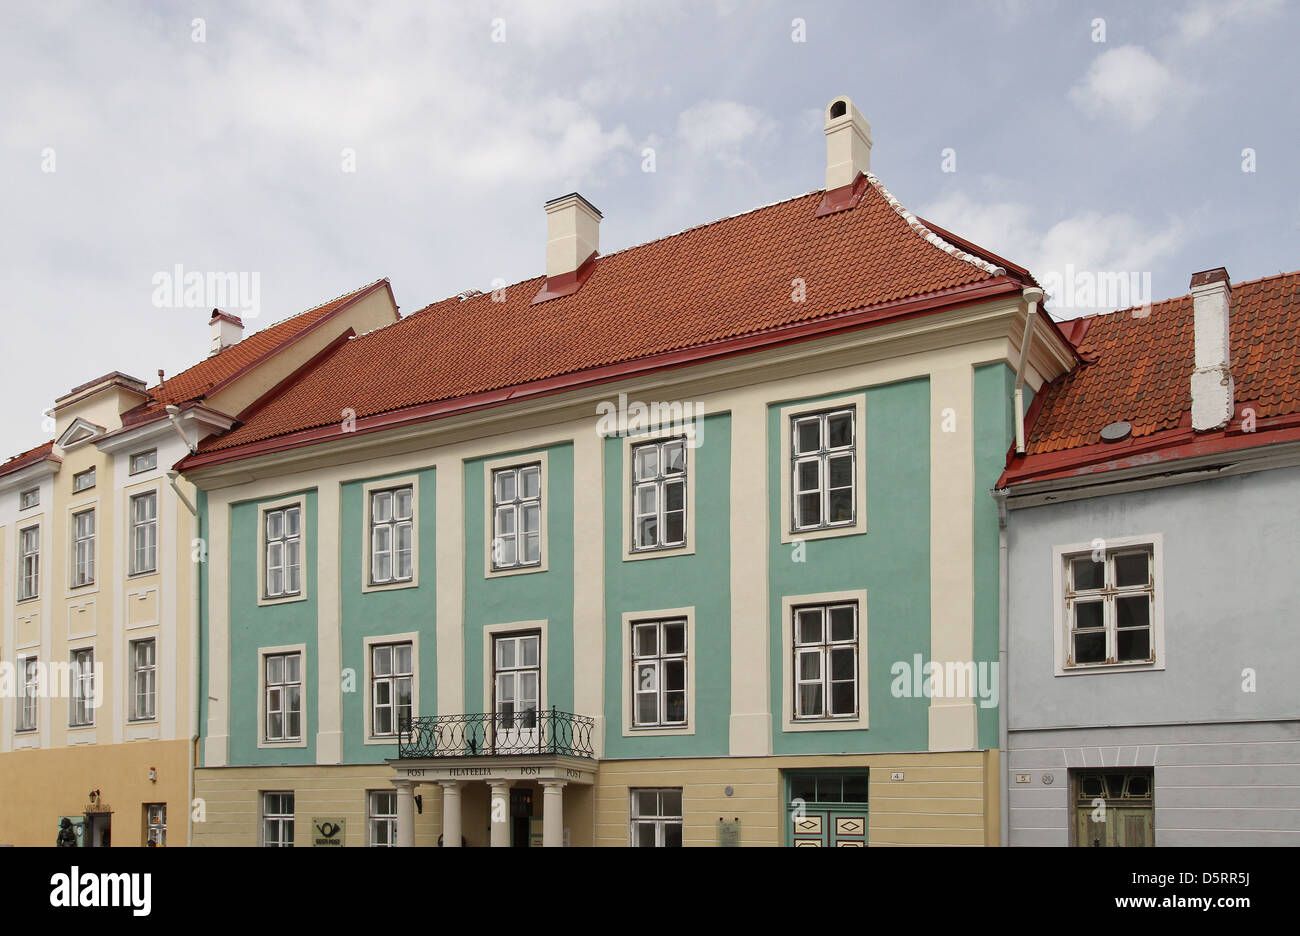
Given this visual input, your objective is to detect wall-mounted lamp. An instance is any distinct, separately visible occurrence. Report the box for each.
[148,767,157,783]
[414,794,423,815]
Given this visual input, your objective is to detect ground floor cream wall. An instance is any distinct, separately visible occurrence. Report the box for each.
[193,765,597,847]
[594,751,999,846]
[0,739,190,846]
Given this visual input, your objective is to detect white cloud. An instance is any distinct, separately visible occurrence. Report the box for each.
[1175,0,1283,44]
[676,99,778,168]
[923,191,1186,316]
[1068,45,1176,129]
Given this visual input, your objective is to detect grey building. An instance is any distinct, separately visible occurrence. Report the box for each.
[998,267,1300,846]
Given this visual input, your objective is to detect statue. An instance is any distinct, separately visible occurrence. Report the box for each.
[56,818,78,847]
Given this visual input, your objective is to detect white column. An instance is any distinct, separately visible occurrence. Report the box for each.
[489,782,511,847]
[439,780,463,847]
[393,779,415,848]
[540,780,566,847]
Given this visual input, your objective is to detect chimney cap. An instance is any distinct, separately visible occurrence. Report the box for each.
[544,192,602,218]
[1189,267,1230,289]
[209,309,244,327]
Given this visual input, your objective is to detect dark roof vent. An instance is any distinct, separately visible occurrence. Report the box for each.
[1100,420,1132,442]
[829,99,847,119]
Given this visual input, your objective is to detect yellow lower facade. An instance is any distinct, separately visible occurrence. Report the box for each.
[0,739,191,847]
[193,750,999,847]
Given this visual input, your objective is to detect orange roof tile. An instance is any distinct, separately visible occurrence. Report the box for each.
[0,440,59,480]
[1024,271,1300,458]
[197,178,1020,456]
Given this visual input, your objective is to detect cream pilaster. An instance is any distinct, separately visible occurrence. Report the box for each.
[729,397,772,754]
[439,780,462,847]
[204,496,230,766]
[571,427,605,754]
[315,481,343,763]
[435,460,465,715]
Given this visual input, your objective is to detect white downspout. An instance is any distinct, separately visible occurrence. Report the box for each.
[1014,288,1045,455]
[168,467,200,848]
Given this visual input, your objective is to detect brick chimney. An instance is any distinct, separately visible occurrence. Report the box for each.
[823,95,872,191]
[533,193,601,304]
[1189,267,1234,432]
[209,309,244,355]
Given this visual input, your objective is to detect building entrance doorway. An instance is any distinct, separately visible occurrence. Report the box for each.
[84,812,112,847]
[785,771,869,846]
[510,788,534,847]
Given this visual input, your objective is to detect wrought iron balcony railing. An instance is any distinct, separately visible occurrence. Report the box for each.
[397,708,595,759]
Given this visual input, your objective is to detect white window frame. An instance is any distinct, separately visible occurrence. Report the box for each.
[363,476,419,591]
[781,589,869,732]
[365,635,417,741]
[68,646,96,727]
[145,803,167,846]
[621,607,696,736]
[261,791,295,847]
[17,524,40,601]
[129,637,157,722]
[19,487,39,510]
[622,424,698,561]
[483,452,549,578]
[481,620,548,716]
[73,467,96,492]
[129,489,158,576]
[257,498,306,604]
[629,788,683,847]
[258,645,307,747]
[71,507,96,588]
[16,654,39,732]
[129,449,158,475]
[1052,534,1165,676]
[368,790,397,847]
[778,394,867,543]
[792,602,859,721]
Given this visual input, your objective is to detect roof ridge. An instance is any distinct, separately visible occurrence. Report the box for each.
[863,173,1005,277]
[1092,268,1299,322]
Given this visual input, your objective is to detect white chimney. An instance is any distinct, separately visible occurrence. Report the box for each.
[1189,267,1234,432]
[544,193,601,280]
[824,95,872,191]
[209,309,244,355]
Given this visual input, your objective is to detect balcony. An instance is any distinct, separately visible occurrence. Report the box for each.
[397,708,596,760]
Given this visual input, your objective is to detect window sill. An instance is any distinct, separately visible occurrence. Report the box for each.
[623,542,695,562]
[623,723,694,738]
[257,737,308,749]
[257,592,307,608]
[782,715,868,733]
[485,562,547,579]
[128,569,158,579]
[1056,661,1163,676]
[783,523,866,545]
[362,578,419,594]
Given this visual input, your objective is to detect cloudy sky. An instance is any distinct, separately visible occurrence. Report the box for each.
[1,0,1295,455]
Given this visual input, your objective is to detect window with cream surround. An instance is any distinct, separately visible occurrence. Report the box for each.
[629,788,683,847]
[73,467,96,492]
[778,394,867,542]
[69,647,95,727]
[130,637,156,721]
[71,508,95,587]
[264,651,303,742]
[263,503,302,599]
[262,792,294,847]
[370,641,413,737]
[1054,536,1164,675]
[369,485,413,585]
[780,589,869,732]
[129,449,157,474]
[130,490,158,575]
[18,525,39,600]
[630,437,687,552]
[632,618,687,727]
[19,487,38,510]
[17,655,38,732]
[491,463,542,571]
[369,791,397,846]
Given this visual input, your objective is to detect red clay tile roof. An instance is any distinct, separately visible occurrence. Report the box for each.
[0,440,59,480]
[197,179,1021,455]
[1023,271,1300,459]
[122,279,390,427]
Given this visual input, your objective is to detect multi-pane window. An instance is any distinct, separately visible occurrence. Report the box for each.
[491,463,541,570]
[631,619,687,727]
[71,508,95,587]
[793,602,858,719]
[73,468,96,492]
[69,647,95,727]
[130,449,157,474]
[368,791,397,847]
[262,792,294,847]
[494,633,540,731]
[370,487,413,584]
[631,437,687,551]
[18,526,39,600]
[130,491,158,575]
[264,652,302,742]
[130,638,156,721]
[145,804,167,846]
[630,788,683,847]
[791,408,855,531]
[1065,546,1155,666]
[371,642,413,736]
[19,488,39,509]
[17,655,38,731]
[264,505,302,598]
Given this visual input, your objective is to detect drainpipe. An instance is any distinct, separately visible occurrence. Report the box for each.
[165,404,197,456]
[1013,288,1045,455]
[996,491,1010,846]
[168,468,200,847]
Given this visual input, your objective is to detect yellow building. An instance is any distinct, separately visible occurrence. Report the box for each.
[0,282,397,846]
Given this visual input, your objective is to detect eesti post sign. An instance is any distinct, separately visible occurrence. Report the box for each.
[311,818,345,847]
